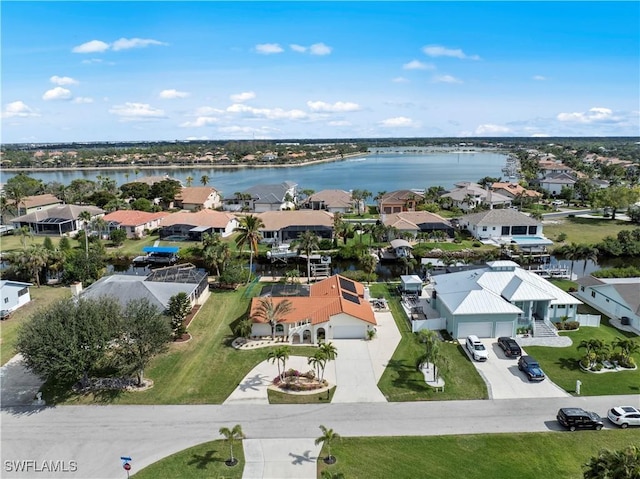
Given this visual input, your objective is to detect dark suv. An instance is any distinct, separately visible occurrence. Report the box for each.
[517,355,545,381]
[557,408,604,431]
[497,337,522,357]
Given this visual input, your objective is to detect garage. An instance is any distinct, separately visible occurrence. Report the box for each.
[457,322,493,338]
[494,321,515,338]
[332,325,366,339]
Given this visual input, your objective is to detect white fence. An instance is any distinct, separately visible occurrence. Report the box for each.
[576,314,601,327]
[412,317,446,333]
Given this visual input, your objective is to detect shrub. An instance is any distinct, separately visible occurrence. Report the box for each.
[318,239,333,250]
[472,242,482,248]
[594,363,603,372]
[565,321,580,330]
[579,357,591,369]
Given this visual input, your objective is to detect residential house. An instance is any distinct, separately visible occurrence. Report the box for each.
[537,160,574,178]
[224,181,297,212]
[0,280,32,315]
[249,274,376,343]
[103,210,169,239]
[257,210,334,244]
[538,172,577,196]
[303,189,356,214]
[378,190,425,214]
[15,194,62,216]
[441,182,511,211]
[490,182,542,202]
[79,263,209,312]
[381,211,455,239]
[160,210,239,240]
[432,261,582,338]
[12,205,104,236]
[574,276,640,332]
[175,186,222,211]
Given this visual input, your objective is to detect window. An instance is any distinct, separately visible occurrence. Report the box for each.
[528,226,537,235]
[3,298,8,304]
[501,226,510,235]
[558,304,566,309]
[18,287,28,297]
[275,324,284,333]
[591,291,596,298]
[580,286,585,292]
[482,226,487,231]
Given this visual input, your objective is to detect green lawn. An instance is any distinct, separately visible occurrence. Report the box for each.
[43,286,317,405]
[132,439,244,479]
[525,318,640,396]
[0,285,71,365]
[371,284,488,401]
[317,430,639,479]
[543,216,638,245]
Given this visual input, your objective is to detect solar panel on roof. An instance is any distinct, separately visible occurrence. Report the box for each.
[341,291,360,304]
[339,277,357,293]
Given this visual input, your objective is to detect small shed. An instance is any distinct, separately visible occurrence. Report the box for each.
[400,275,423,294]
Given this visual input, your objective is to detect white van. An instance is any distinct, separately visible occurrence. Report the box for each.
[465,335,489,361]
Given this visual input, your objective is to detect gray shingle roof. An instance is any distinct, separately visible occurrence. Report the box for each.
[460,209,540,226]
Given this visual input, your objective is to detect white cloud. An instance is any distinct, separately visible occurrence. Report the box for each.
[255,43,284,54]
[392,77,410,83]
[290,44,307,53]
[73,97,94,104]
[230,91,256,103]
[402,60,434,70]
[474,124,511,135]
[328,120,351,126]
[180,117,219,128]
[42,87,72,101]
[160,89,190,99]
[194,106,224,116]
[50,75,78,86]
[557,107,617,124]
[432,75,463,84]
[306,101,361,112]
[533,75,547,81]
[2,101,39,118]
[109,102,165,121]
[112,37,167,51]
[531,133,551,137]
[309,43,332,55]
[226,103,307,120]
[82,58,103,64]
[72,40,110,53]
[422,45,480,60]
[379,117,415,127]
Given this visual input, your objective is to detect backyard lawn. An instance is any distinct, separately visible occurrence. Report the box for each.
[0,285,71,365]
[543,216,638,245]
[317,430,639,479]
[371,283,488,401]
[525,318,640,396]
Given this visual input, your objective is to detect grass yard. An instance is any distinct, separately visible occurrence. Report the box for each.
[317,430,639,479]
[268,386,336,404]
[131,439,244,479]
[0,285,71,365]
[43,286,317,405]
[371,284,488,402]
[543,216,638,245]
[525,318,640,396]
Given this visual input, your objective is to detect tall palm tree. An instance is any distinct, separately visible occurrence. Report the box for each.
[583,445,640,479]
[307,350,327,380]
[315,425,341,464]
[297,231,320,283]
[580,245,599,276]
[267,345,290,380]
[218,424,245,466]
[253,297,294,340]
[18,226,32,248]
[612,338,640,363]
[78,210,93,259]
[317,342,338,380]
[200,175,210,186]
[185,176,194,187]
[234,215,264,283]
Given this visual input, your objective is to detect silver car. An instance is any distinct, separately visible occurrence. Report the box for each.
[607,406,640,428]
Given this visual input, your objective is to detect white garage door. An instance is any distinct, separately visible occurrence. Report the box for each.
[333,325,365,339]
[457,322,492,338]
[495,321,515,338]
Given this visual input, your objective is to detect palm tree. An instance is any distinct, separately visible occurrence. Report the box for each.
[297,231,320,283]
[307,350,327,380]
[234,318,254,339]
[579,245,599,276]
[612,338,640,363]
[200,175,210,186]
[234,215,264,283]
[315,425,341,464]
[218,424,245,466]
[417,329,440,382]
[583,445,640,479]
[317,342,338,381]
[267,345,290,380]
[78,210,93,259]
[578,338,604,368]
[253,297,293,340]
[185,176,194,187]
[18,225,32,248]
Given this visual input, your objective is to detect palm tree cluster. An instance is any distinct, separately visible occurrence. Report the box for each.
[578,337,640,370]
[554,242,600,278]
[307,342,338,383]
[583,444,640,479]
[234,214,264,283]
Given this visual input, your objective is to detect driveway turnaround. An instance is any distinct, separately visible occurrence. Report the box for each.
[463,339,570,399]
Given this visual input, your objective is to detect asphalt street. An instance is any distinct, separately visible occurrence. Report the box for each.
[2,394,637,479]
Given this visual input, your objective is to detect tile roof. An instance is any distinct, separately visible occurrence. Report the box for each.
[381,211,452,229]
[12,204,104,223]
[380,190,425,203]
[257,210,334,230]
[176,186,219,205]
[103,210,169,226]
[306,189,353,209]
[491,182,542,198]
[161,210,237,228]
[460,209,540,226]
[16,194,62,209]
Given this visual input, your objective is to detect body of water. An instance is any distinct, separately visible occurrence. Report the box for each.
[1,151,508,195]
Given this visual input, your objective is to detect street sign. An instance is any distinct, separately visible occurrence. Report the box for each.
[123,462,131,471]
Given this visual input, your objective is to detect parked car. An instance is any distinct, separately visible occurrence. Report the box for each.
[557,408,603,431]
[517,355,545,381]
[0,310,11,320]
[465,335,489,361]
[497,336,522,357]
[607,406,640,428]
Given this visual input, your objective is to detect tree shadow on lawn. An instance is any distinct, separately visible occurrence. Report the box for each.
[227,312,250,347]
[387,359,429,393]
[187,449,224,469]
[556,357,581,371]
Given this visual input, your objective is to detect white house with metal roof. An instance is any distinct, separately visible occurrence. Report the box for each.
[574,276,640,331]
[432,261,582,338]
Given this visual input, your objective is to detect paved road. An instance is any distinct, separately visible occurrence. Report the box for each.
[1,395,636,478]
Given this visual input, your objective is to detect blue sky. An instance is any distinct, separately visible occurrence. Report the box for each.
[1,1,638,142]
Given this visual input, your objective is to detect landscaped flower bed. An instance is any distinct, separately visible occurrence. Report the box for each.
[273,368,328,391]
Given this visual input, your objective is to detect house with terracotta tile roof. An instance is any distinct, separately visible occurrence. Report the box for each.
[257,210,334,244]
[175,186,222,211]
[249,274,376,343]
[103,210,170,239]
[441,182,512,212]
[378,190,425,214]
[490,182,542,200]
[303,189,356,214]
[160,209,239,240]
[380,211,454,239]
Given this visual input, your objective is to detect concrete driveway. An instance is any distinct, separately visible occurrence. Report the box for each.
[463,339,570,400]
[0,355,45,407]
